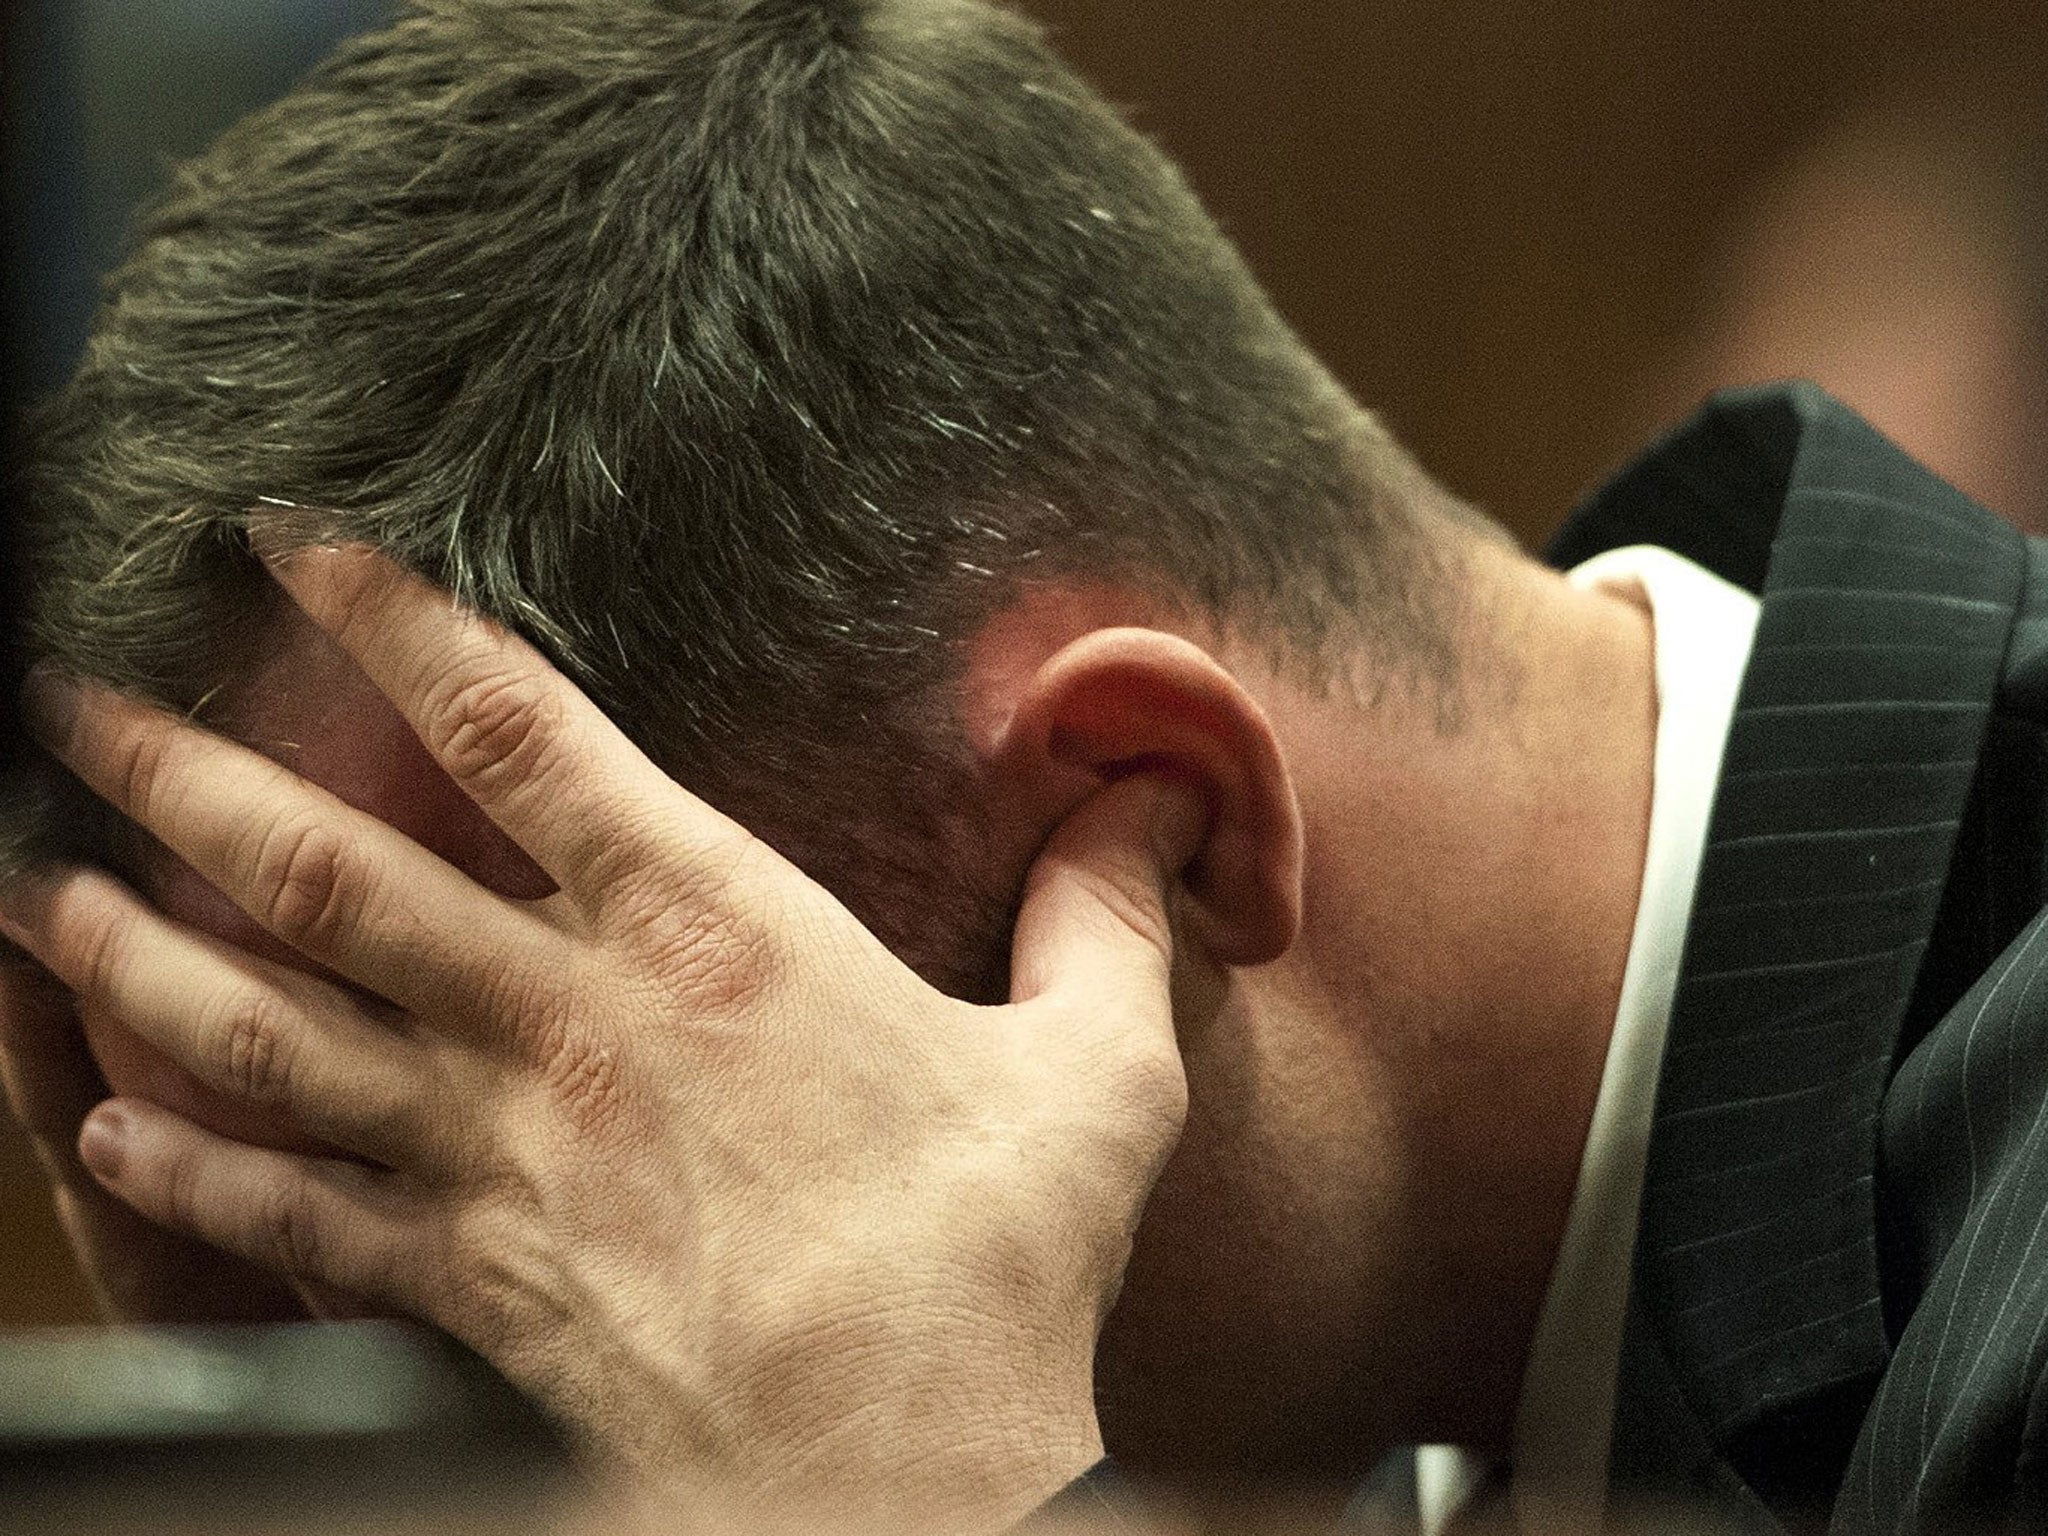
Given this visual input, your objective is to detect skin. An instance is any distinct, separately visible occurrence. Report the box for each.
[0,519,1656,1520]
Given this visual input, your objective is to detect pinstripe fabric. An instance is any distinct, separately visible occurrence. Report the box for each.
[1638,391,2022,1435]
[1553,384,2048,1534]
[1836,541,2048,1535]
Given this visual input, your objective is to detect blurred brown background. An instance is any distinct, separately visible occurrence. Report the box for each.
[7,0,2048,1326]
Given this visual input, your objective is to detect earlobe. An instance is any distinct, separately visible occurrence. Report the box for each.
[995,628,1305,966]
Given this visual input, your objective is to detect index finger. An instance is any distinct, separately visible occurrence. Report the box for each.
[262,543,751,905]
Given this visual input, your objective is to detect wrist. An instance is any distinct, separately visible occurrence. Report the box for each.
[924,1407,1106,1536]
[774,1376,1105,1535]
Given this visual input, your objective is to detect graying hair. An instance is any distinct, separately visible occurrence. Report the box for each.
[11,0,1459,997]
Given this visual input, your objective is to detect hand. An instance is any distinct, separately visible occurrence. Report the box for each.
[0,955,305,1324]
[0,547,1208,1531]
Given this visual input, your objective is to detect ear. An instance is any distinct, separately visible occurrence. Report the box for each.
[992,627,1305,966]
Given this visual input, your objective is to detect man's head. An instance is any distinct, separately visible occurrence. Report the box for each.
[19,0,1477,999]
[16,0,1652,1484]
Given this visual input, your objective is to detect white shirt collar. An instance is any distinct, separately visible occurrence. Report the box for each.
[1416,546,1760,1534]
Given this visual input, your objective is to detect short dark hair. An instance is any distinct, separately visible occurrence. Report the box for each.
[16,0,1468,995]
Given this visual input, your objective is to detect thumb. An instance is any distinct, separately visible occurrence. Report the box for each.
[1006,774,1210,1031]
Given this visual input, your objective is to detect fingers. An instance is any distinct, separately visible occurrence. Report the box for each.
[0,959,304,1323]
[1006,775,1209,1048]
[79,1096,421,1310]
[3,866,451,1170]
[260,543,753,907]
[20,672,566,1021]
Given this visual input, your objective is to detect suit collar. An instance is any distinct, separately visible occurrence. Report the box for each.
[1546,385,1796,595]
[1552,384,2028,1499]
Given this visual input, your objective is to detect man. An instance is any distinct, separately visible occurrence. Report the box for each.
[0,1,2043,1532]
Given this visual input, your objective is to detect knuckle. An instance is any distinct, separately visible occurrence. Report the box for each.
[516,1011,635,1145]
[1047,996,1186,1155]
[426,668,561,799]
[1057,1038,1186,1194]
[1080,863,1174,965]
[244,816,361,951]
[611,835,787,1010]
[63,893,136,1004]
[443,1209,550,1355]
[258,1181,326,1278]
[216,993,298,1111]
[108,720,178,823]
[634,903,779,1016]
[1114,1039,1188,1131]
[536,1032,626,1139]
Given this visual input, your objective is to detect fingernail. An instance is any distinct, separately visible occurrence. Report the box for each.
[21,666,82,751]
[78,1103,132,1181]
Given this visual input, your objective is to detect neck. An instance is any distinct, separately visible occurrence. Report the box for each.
[1277,540,1659,1455]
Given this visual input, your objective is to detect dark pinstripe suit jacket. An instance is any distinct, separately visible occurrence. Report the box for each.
[1549,384,2048,1535]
